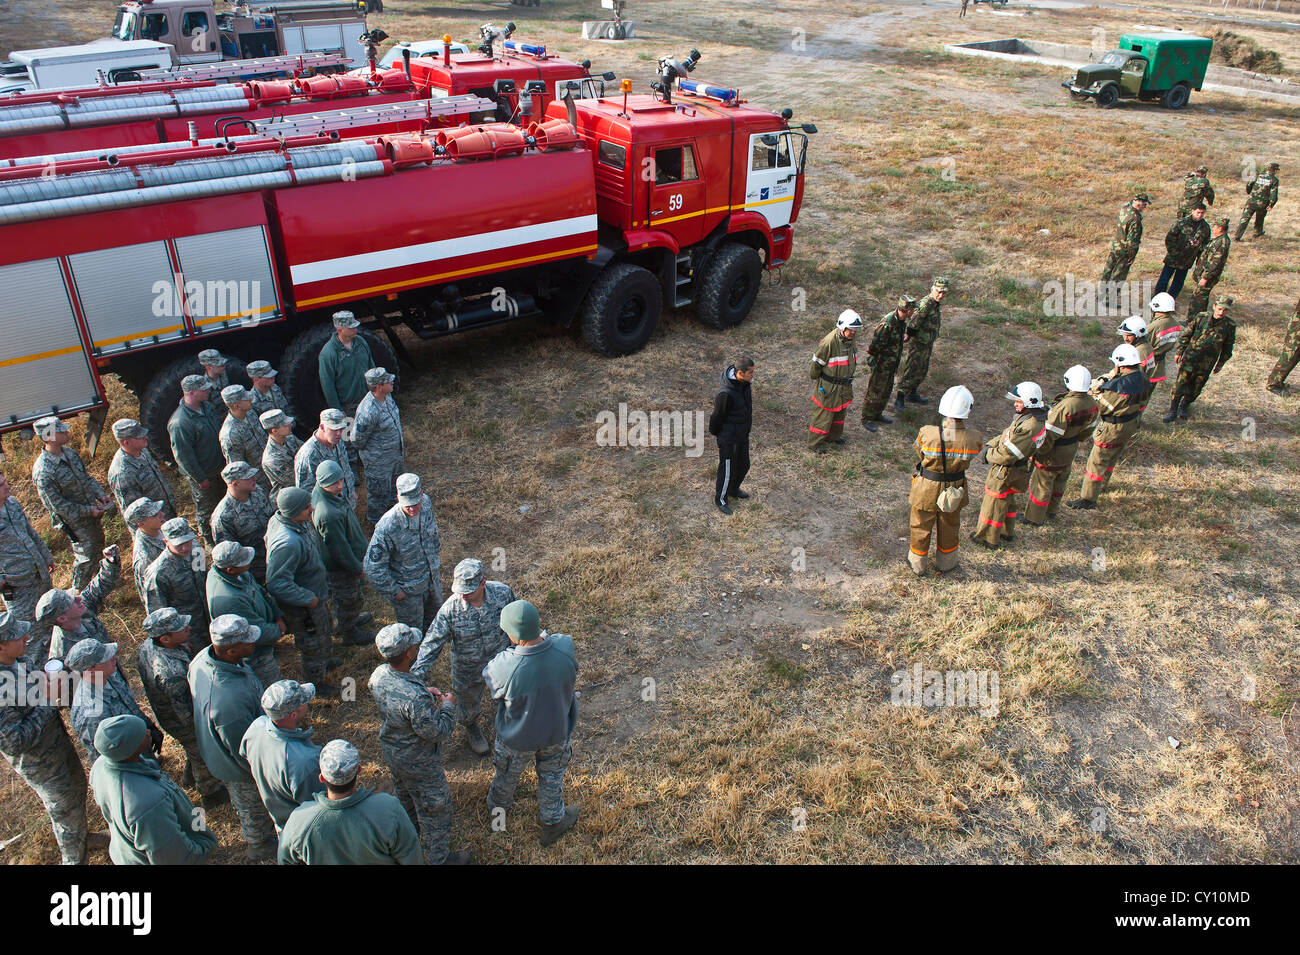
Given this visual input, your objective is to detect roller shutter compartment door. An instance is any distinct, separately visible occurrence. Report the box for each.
[173,226,280,336]
[68,241,185,355]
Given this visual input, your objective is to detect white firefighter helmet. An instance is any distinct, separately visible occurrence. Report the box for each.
[1117,315,1147,336]
[1111,343,1141,367]
[938,385,973,419]
[1005,381,1043,408]
[836,309,863,331]
[1063,365,1091,392]
[1149,292,1176,314]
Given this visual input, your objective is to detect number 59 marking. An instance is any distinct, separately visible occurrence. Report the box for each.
[668,193,683,211]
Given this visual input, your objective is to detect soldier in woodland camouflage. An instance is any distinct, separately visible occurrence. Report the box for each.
[0,470,53,624]
[1266,296,1300,394]
[1100,193,1149,301]
[1154,204,1209,300]
[260,409,303,501]
[896,279,948,408]
[31,416,113,591]
[860,296,915,429]
[37,548,120,665]
[369,624,469,865]
[1176,166,1214,220]
[1235,161,1280,240]
[107,419,177,521]
[413,558,517,756]
[138,607,227,807]
[211,461,275,582]
[1023,366,1099,525]
[1185,217,1231,320]
[354,367,404,525]
[1167,295,1237,422]
[143,518,209,639]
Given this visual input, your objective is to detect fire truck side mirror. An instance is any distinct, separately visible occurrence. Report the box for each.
[800,123,818,134]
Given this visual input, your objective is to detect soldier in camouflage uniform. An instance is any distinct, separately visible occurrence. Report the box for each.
[198,349,232,416]
[860,296,916,430]
[354,367,405,525]
[485,600,581,847]
[1266,295,1300,394]
[1167,295,1237,422]
[1154,204,1210,300]
[369,623,470,865]
[36,547,121,665]
[207,541,285,689]
[1024,366,1098,525]
[107,419,177,521]
[127,498,167,605]
[31,415,113,591]
[246,361,290,419]
[138,607,227,807]
[1068,344,1148,508]
[1236,161,1280,240]
[413,558,517,756]
[365,474,443,632]
[260,409,303,501]
[1100,192,1149,304]
[188,614,278,860]
[1185,217,1231,318]
[211,461,275,582]
[1176,165,1215,221]
[295,409,357,512]
[265,488,336,694]
[143,518,210,641]
[896,279,948,409]
[0,470,54,624]
[168,375,225,548]
[970,383,1047,548]
[311,459,373,647]
[807,310,861,451]
[0,611,90,864]
[218,385,269,487]
[66,638,162,761]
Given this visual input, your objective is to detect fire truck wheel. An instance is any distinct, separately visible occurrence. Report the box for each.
[138,354,250,464]
[279,324,399,427]
[580,264,662,357]
[695,243,762,329]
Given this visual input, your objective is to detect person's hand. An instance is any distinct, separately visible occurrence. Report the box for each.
[1199,278,1208,287]
[440,691,456,706]
[150,727,164,756]
[103,545,119,561]
[277,618,287,634]
[307,597,319,609]
[394,589,406,601]
[199,480,211,491]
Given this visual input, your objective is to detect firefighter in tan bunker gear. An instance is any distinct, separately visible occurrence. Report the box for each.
[908,386,981,576]
[971,383,1047,549]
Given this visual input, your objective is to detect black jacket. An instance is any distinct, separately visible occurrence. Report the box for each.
[709,365,752,442]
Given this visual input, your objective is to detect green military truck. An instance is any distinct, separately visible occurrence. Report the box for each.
[1063,33,1213,109]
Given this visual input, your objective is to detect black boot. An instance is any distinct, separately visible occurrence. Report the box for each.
[1178,400,1190,420]
[894,393,906,414]
[907,391,929,404]
[1162,399,1180,423]
[862,419,877,433]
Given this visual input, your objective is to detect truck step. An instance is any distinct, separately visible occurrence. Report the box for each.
[673,252,693,306]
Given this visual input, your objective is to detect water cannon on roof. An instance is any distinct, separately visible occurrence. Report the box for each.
[478,22,516,58]
[652,49,700,105]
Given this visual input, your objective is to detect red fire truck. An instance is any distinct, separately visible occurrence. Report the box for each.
[0,61,813,461]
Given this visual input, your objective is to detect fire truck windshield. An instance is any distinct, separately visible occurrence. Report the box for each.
[112,9,137,40]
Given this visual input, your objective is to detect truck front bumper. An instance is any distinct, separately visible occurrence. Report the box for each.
[1062,82,1097,98]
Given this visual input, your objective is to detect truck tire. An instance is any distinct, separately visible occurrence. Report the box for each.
[580,264,662,357]
[279,323,399,428]
[1162,83,1190,110]
[1095,85,1119,108]
[138,354,249,463]
[695,243,762,329]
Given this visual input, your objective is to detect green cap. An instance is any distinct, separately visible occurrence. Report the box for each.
[277,487,312,517]
[315,459,346,487]
[95,715,148,762]
[500,600,540,642]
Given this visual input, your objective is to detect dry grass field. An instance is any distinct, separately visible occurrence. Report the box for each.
[2,0,1297,864]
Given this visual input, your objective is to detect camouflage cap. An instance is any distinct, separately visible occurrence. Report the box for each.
[395,473,422,505]
[161,517,196,544]
[1268,161,1280,170]
[124,497,165,525]
[111,418,148,440]
[1214,294,1233,309]
[452,557,484,595]
[931,277,949,291]
[318,739,360,784]
[364,367,395,387]
[32,415,70,436]
[246,360,277,378]
[1214,215,1230,228]
[259,408,294,431]
[209,613,260,646]
[1133,192,1152,203]
[316,459,346,486]
[261,679,316,720]
[95,714,147,762]
[181,374,211,393]
[142,607,192,638]
[320,408,347,430]
[197,349,228,366]
[66,638,117,671]
[221,460,259,483]
[211,540,255,570]
[221,384,252,406]
[374,623,420,657]
[34,589,76,624]
[332,310,360,329]
[897,294,918,310]
[0,611,33,644]
[500,599,540,642]
[277,487,312,517]
[1194,165,1208,174]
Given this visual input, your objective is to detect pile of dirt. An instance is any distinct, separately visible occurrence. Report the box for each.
[1211,29,1285,75]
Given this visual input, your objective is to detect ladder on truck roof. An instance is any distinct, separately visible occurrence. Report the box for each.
[133,51,351,83]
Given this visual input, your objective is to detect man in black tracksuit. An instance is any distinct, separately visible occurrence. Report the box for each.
[709,358,755,516]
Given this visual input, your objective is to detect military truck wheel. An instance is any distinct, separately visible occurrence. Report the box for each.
[138,354,249,464]
[279,323,399,429]
[580,264,662,357]
[1162,83,1190,110]
[1095,85,1119,108]
[695,243,762,329]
